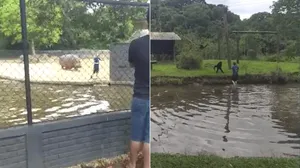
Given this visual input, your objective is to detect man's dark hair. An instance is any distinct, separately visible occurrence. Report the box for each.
[233,62,236,65]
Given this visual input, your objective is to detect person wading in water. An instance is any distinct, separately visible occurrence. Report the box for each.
[231,62,239,86]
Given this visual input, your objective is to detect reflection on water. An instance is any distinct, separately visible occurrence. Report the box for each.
[151,84,300,157]
[0,80,132,128]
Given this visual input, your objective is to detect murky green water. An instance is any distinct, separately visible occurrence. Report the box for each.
[0,79,132,128]
[151,84,300,157]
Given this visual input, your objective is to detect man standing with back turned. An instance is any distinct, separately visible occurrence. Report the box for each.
[127,9,150,168]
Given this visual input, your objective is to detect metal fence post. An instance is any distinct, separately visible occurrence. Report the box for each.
[19,0,33,125]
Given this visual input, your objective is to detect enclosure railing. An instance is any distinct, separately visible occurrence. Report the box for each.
[20,0,32,125]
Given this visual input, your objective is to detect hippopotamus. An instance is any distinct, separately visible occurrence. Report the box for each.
[59,54,82,70]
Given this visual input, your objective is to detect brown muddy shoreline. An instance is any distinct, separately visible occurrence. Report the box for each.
[151,73,300,86]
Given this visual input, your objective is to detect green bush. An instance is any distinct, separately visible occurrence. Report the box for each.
[263,55,279,62]
[176,51,202,70]
[284,40,297,60]
[262,54,287,62]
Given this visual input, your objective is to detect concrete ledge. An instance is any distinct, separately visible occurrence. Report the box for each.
[151,73,300,86]
[0,111,130,136]
[0,76,134,86]
[40,110,130,132]
[0,126,27,139]
[0,111,131,168]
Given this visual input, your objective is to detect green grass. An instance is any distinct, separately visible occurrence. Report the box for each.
[151,153,300,168]
[151,60,300,77]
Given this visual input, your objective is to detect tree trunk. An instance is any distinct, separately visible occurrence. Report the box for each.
[276,34,280,72]
[29,40,39,63]
[224,9,231,69]
[236,37,240,64]
[218,31,221,60]
[30,40,36,56]
[173,41,176,63]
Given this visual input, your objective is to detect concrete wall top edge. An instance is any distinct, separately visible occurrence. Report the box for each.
[40,110,131,133]
[0,126,27,139]
[0,110,131,139]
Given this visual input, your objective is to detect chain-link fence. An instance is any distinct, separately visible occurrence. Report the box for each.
[0,0,149,128]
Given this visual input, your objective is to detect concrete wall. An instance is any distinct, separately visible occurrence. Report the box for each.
[109,44,134,83]
[0,135,27,168]
[0,111,131,168]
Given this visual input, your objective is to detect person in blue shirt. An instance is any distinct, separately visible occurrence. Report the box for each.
[231,62,239,85]
[127,9,150,168]
[90,55,100,79]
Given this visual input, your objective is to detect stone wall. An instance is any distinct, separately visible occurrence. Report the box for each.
[0,111,131,168]
[0,135,27,168]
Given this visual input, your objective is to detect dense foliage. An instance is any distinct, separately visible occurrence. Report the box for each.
[151,0,300,65]
[0,0,147,51]
[0,0,299,61]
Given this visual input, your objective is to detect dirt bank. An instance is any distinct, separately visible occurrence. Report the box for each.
[151,73,300,86]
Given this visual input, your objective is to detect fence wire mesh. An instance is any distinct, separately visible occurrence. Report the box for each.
[0,0,149,128]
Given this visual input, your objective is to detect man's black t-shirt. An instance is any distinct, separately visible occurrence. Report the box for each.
[128,35,149,100]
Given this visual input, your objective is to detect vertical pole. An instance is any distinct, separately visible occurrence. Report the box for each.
[276,33,280,62]
[20,0,33,125]
[158,0,161,32]
[224,8,231,69]
[173,41,176,63]
[276,33,280,72]
[236,36,240,64]
[217,30,221,60]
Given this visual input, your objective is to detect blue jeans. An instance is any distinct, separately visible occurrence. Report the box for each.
[130,97,150,143]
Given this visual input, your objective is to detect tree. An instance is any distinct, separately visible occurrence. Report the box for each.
[271,0,300,40]
[151,0,243,62]
[47,0,146,49]
[0,33,9,49]
[244,12,274,31]
[0,0,63,55]
[164,0,206,9]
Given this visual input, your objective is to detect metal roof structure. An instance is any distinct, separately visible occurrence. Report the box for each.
[126,31,182,42]
[126,29,149,42]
